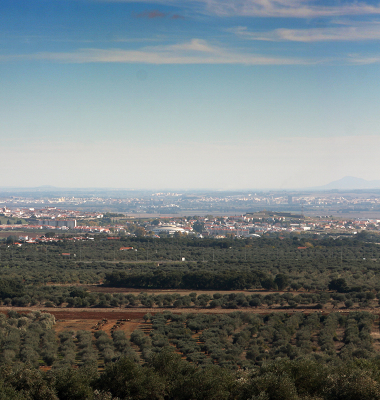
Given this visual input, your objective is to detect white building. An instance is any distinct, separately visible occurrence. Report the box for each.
[39,219,77,229]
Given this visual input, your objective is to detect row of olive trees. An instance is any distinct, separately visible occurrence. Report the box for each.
[132,311,380,368]
[0,311,57,368]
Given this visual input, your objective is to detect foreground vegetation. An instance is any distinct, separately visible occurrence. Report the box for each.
[5,354,380,399]
[2,234,380,398]
[2,310,380,399]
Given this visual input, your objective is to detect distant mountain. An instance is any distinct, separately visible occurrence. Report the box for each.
[315,176,380,190]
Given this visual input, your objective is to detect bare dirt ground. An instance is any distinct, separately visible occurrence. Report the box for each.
[79,260,197,264]
[44,282,294,296]
[83,286,288,296]
[46,282,319,296]
[0,308,149,337]
[0,305,378,317]
[52,314,142,337]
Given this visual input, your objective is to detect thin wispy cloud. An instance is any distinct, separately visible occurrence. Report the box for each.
[347,53,380,64]
[163,39,215,52]
[231,22,380,42]
[136,9,166,18]
[171,14,185,19]
[134,9,185,19]
[202,0,380,18]
[96,0,380,18]
[0,39,310,65]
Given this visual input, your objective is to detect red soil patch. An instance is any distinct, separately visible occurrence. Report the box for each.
[49,311,149,320]
[54,317,143,337]
[46,310,149,337]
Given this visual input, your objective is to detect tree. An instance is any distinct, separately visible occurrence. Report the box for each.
[3,367,59,400]
[193,221,204,233]
[94,357,165,399]
[5,236,17,244]
[53,367,96,400]
[249,298,262,308]
[134,227,146,237]
[143,313,152,323]
[0,280,25,299]
[274,274,289,291]
[329,278,349,293]
[261,278,277,290]
[175,365,236,400]
[345,300,354,308]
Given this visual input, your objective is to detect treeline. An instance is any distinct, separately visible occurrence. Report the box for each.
[103,269,380,294]
[0,279,379,310]
[104,270,267,290]
[57,289,380,310]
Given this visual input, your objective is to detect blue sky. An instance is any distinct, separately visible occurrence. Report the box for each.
[1,0,380,189]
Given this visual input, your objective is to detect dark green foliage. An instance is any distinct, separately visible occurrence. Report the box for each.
[128,311,380,369]
[2,235,380,301]
[3,235,380,398]
[0,308,380,398]
[274,274,289,290]
[104,269,265,290]
[94,357,166,399]
[0,280,24,300]
[53,367,97,400]
[192,221,204,233]
[4,356,380,400]
[329,278,349,293]
[0,366,58,400]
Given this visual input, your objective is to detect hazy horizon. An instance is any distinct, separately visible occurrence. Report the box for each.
[1,175,380,192]
[2,1,380,189]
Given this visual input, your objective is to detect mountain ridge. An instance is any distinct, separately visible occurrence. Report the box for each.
[312,176,380,190]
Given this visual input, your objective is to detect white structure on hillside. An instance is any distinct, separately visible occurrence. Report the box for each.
[152,225,187,235]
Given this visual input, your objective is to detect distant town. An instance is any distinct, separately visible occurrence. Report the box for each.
[2,188,380,215]
[2,189,380,242]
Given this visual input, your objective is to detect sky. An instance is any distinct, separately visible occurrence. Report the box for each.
[1,0,380,190]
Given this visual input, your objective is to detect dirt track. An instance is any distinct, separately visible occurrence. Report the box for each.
[1,306,379,318]
[78,285,289,296]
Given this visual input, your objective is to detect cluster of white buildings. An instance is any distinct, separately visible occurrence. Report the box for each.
[2,202,380,239]
[0,206,102,220]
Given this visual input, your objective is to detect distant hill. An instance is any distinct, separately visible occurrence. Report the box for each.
[314,176,380,190]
